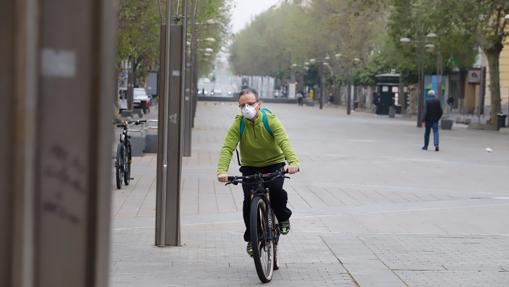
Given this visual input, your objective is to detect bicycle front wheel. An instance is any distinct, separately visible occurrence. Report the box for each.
[250,196,274,283]
[273,211,279,271]
[115,143,124,189]
[123,144,131,186]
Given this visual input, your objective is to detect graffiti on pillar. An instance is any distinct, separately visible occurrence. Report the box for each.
[42,144,86,225]
[169,113,178,125]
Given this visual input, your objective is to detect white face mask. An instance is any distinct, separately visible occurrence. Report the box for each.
[241,104,257,119]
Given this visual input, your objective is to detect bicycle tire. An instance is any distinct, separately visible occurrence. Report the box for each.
[115,143,123,189]
[272,211,279,271]
[123,143,130,186]
[250,196,274,283]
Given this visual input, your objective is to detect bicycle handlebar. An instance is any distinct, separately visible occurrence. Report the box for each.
[116,119,147,128]
[226,169,291,186]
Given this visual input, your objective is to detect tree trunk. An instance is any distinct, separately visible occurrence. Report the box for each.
[127,58,134,110]
[113,65,120,109]
[132,59,140,88]
[486,49,502,125]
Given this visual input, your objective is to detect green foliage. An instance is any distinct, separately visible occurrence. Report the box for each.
[464,0,509,122]
[384,0,479,84]
[229,0,388,85]
[117,0,160,84]
[230,2,310,77]
[193,0,233,76]
[229,0,508,91]
[116,0,232,82]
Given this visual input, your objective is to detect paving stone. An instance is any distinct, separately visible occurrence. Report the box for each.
[111,102,509,286]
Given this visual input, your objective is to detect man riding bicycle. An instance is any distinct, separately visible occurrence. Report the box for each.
[217,88,300,256]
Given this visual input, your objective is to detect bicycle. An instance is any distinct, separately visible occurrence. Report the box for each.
[226,169,290,283]
[115,119,146,189]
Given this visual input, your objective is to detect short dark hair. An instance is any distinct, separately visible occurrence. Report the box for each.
[239,88,258,101]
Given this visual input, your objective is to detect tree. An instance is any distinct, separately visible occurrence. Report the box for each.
[385,0,508,123]
[192,0,232,77]
[309,0,389,84]
[386,0,479,81]
[472,1,509,124]
[117,0,160,86]
[230,2,310,78]
[116,0,231,83]
[229,0,390,86]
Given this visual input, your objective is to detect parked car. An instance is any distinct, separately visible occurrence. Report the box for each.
[210,89,222,96]
[198,89,208,96]
[133,88,151,113]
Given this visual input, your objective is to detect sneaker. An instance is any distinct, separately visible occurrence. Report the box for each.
[435,146,439,152]
[422,146,428,150]
[246,242,253,257]
[280,220,290,235]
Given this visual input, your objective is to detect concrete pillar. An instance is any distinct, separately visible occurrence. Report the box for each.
[0,0,116,286]
[182,0,192,157]
[155,5,184,246]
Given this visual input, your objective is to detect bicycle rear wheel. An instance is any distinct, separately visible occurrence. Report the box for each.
[250,196,274,283]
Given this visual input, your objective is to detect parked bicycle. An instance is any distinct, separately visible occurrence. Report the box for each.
[226,169,291,283]
[115,119,146,189]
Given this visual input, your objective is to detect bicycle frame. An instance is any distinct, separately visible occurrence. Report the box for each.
[250,184,279,243]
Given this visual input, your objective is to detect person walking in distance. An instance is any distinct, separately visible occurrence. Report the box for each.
[447,95,455,113]
[296,90,304,106]
[422,90,443,151]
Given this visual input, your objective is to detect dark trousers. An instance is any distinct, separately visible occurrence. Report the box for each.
[424,121,439,147]
[240,163,292,242]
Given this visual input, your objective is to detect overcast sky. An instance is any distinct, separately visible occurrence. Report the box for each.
[231,0,280,33]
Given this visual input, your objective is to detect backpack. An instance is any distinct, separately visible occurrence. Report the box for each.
[239,108,273,137]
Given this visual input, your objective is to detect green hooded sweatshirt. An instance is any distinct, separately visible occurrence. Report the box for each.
[216,110,299,175]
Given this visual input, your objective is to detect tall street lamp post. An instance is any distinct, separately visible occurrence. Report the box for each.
[308,57,331,110]
[331,53,360,115]
[400,31,436,128]
[291,63,309,95]
[346,57,361,115]
[189,20,221,125]
[424,32,444,100]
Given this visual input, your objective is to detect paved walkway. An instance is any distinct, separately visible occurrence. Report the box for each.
[111,102,509,286]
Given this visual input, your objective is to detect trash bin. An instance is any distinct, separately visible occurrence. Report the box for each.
[441,118,453,130]
[497,113,507,130]
[388,106,396,118]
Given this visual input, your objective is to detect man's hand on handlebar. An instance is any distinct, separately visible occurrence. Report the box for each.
[217,173,228,183]
[285,165,299,174]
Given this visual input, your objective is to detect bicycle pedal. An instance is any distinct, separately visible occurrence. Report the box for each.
[130,177,134,180]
